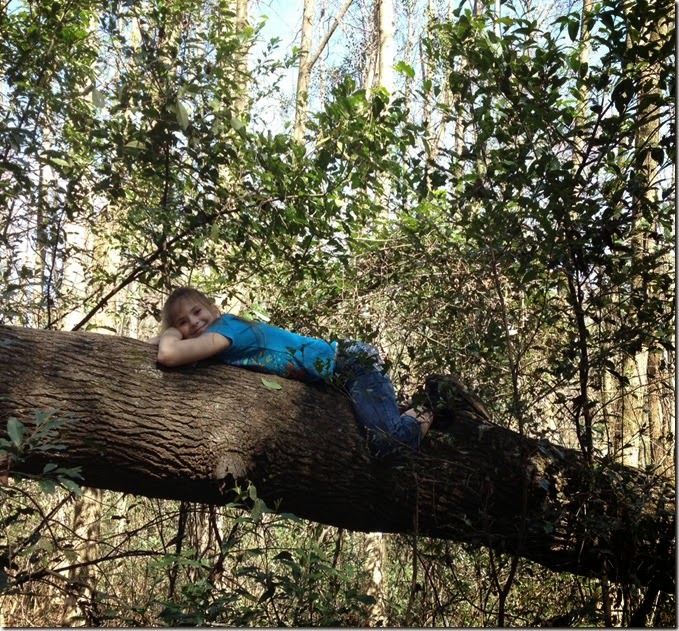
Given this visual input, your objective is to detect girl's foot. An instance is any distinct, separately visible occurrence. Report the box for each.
[404,407,434,436]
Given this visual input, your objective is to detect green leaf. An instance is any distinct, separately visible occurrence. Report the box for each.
[92,87,106,109]
[567,17,579,41]
[34,409,57,425]
[176,99,189,130]
[7,417,24,447]
[58,477,83,496]
[394,60,415,79]
[258,583,276,603]
[47,157,71,168]
[261,378,282,390]
[0,565,9,593]
[273,551,295,562]
[230,118,246,137]
[55,466,83,480]
[249,308,270,322]
[37,479,56,494]
[250,497,266,522]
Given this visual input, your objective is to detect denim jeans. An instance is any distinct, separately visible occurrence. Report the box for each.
[334,340,421,458]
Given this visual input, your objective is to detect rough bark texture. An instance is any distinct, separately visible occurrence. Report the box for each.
[0,326,674,593]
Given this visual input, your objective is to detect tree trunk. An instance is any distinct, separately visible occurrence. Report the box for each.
[365,531,387,626]
[621,0,674,473]
[233,0,250,118]
[376,0,394,90]
[293,0,315,141]
[0,326,674,593]
[58,488,103,626]
[293,0,355,141]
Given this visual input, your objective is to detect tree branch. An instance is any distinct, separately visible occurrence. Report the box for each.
[0,325,674,593]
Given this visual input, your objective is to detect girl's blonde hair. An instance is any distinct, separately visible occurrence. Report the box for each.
[160,287,217,332]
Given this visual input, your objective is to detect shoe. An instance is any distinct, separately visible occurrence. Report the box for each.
[412,374,491,430]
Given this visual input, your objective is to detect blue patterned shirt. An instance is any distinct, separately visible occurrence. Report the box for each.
[206,315,337,383]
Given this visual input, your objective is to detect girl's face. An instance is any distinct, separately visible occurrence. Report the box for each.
[171,300,219,339]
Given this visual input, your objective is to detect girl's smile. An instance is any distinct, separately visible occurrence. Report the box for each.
[172,301,219,339]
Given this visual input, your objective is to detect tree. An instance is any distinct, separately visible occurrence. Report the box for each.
[293,0,356,140]
[0,0,674,625]
[293,0,316,141]
[376,0,395,90]
[1,325,674,594]
[610,0,674,471]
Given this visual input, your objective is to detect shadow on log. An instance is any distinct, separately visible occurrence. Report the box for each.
[0,325,674,593]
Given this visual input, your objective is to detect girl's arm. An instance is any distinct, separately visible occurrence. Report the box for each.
[157,327,231,367]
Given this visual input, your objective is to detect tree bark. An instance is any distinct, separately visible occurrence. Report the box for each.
[293,0,355,141]
[0,325,674,593]
[293,0,315,141]
[376,0,394,90]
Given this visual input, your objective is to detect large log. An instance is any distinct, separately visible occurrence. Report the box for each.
[0,325,674,592]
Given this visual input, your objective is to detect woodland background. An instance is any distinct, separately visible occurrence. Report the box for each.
[0,0,675,626]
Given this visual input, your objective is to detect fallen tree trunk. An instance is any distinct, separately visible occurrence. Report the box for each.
[0,325,674,592]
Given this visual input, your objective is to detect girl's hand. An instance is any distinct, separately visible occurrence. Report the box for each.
[157,328,230,367]
[160,327,183,341]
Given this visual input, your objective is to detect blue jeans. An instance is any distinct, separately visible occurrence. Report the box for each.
[334,341,421,458]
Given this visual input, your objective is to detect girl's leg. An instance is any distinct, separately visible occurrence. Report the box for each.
[335,341,423,457]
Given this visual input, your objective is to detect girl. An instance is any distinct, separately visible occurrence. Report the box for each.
[149,287,434,458]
